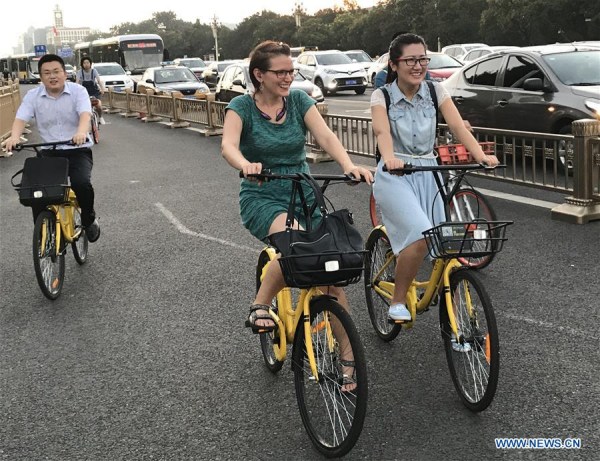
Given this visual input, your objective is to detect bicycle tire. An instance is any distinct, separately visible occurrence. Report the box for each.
[292,296,368,458]
[71,207,88,265]
[91,112,100,144]
[439,269,499,412]
[364,227,401,341]
[449,188,497,269]
[33,210,65,300]
[368,191,382,227]
[256,250,284,373]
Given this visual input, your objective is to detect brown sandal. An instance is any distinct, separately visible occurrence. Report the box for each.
[245,304,277,334]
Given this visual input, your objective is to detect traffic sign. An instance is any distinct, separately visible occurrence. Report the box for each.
[34,45,47,57]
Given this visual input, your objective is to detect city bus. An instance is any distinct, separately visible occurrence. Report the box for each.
[0,53,41,83]
[74,34,164,84]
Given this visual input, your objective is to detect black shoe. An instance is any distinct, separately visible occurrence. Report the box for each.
[86,219,101,243]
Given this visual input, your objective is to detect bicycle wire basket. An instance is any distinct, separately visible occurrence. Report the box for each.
[422,220,512,259]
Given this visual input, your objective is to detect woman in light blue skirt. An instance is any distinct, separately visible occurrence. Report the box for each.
[371,34,499,321]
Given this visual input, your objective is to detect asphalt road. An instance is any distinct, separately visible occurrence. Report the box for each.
[0,113,598,460]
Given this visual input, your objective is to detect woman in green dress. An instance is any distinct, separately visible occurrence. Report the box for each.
[221,41,372,333]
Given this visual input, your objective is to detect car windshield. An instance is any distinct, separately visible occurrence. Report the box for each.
[345,51,372,62]
[316,53,353,66]
[429,54,463,69]
[180,59,205,68]
[542,51,600,85]
[95,65,127,76]
[155,68,196,83]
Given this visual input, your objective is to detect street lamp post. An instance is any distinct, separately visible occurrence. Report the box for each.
[293,1,306,28]
[211,15,220,62]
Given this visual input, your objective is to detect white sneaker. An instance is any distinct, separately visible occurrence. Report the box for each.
[99,116,106,125]
[451,338,472,353]
[388,303,411,321]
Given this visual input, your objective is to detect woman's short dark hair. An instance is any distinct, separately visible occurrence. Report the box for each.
[39,54,65,71]
[248,41,291,91]
[80,56,93,67]
[385,33,428,84]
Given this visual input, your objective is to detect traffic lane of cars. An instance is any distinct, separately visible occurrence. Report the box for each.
[137,65,210,96]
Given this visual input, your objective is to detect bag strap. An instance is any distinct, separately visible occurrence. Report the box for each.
[10,169,23,188]
[283,173,328,231]
[375,87,391,164]
[426,80,439,140]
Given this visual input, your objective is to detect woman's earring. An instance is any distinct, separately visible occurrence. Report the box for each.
[259,81,264,92]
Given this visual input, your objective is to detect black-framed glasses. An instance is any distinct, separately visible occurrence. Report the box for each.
[264,69,298,79]
[397,57,431,67]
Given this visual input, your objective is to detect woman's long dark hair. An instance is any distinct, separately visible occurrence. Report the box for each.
[385,33,428,84]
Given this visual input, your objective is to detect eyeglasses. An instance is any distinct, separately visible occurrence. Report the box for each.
[397,57,431,67]
[264,69,298,79]
[41,70,65,77]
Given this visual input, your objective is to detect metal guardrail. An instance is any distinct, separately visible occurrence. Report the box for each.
[2,84,599,223]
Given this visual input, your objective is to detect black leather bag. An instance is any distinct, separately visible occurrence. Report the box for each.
[11,157,69,207]
[268,173,365,288]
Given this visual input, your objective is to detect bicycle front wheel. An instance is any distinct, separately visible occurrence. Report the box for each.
[71,207,88,265]
[256,250,284,373]
[364,228,401,341]
[91,112,100,144]
[33,210,65,300]
[449,188,497,269]
[439,269,499,412]
[292,297,368,458]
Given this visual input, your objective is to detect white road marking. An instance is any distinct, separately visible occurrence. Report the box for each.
[476,188,559,209]
[155,202,260,254]
[501,312,599,341]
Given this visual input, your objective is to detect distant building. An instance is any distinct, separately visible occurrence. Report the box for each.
[45,4,90,49]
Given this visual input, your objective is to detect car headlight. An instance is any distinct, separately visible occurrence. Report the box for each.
[585,100,600,116]
[324,69,338,74]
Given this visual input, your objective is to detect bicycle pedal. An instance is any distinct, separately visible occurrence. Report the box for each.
[387,317,408,325]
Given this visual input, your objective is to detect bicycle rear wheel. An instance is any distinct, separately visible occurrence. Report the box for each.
[33,210,65,300]
[256,250,284,373]
[292,297,368,458]
[439,269,499,412]
[71,207,88,265]
[449,188,497,269]
[364,227,401,341]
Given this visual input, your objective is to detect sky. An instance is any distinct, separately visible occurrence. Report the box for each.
[0,0,377,56]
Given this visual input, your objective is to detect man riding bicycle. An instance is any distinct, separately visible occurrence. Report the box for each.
[3,53,101,242]
[76,56,106,125]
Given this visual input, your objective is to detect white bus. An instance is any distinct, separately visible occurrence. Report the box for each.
[0,53,41,83]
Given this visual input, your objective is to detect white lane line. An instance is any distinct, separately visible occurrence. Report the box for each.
[501,312,599,341]
[155,202,260,254]
[476,188,559,209]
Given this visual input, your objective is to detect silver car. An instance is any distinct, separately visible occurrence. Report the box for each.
[215,62,324,103]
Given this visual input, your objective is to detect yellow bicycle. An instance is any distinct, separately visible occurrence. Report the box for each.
[248,171,368,458]
[11,141,89,300]
[365,162,511,411]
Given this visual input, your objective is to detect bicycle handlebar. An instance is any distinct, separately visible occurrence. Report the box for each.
[383,163,505,175]
[12,140,74,151]
[239,169,366,183]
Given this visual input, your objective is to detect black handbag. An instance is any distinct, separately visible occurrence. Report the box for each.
[268,173,366,288]
[11,157,69,207]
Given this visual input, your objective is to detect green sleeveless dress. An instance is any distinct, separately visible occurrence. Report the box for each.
[226,90,318,241]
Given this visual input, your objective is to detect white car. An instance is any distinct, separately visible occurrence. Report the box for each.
[460,46,520,64]
[343,50,373,74]
[295,50,367,95]
[173,57,207,81]
[367,52,389,86]
[441,43,488,62]
[93,62,134,92]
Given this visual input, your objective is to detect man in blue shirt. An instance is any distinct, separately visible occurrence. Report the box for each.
[4,54,100,242]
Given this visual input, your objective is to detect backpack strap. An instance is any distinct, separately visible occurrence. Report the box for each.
[426,80,438,135]
[375,87,391,164]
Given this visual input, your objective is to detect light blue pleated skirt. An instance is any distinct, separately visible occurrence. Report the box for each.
[373,154,445,255]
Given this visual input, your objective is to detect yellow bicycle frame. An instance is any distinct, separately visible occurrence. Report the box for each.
[258,247,327,381]
[44,188,82,257]
[370,226,464,338]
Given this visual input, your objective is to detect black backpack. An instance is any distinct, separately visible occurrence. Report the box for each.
[375,80,438,163]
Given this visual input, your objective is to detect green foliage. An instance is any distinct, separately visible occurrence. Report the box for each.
[86,1,600,61]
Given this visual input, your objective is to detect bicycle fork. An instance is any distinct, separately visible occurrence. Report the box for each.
[442,260,468,339]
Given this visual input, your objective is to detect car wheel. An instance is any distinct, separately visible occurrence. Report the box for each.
[371,73,377,86]
[315,78,327,96]
[355,86,366,95]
